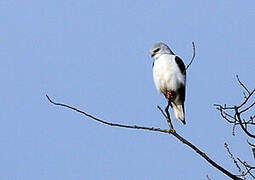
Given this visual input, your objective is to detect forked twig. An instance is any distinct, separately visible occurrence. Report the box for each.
[215,75,255,138]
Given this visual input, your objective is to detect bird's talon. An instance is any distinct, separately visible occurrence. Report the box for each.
[167,91,172,100]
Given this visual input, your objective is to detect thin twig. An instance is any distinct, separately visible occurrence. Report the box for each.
[237,158,255,179]
[247,140,255,147]
[214,104,235,110]
[238,88,255,109]
[232,122,236,136]
[157,105,167,119]
[247,140,255,160]
[240,101,255,114]
[165,100,174,130]
[235,107,255,138]
[224,143,244,177]
[46,94,242,180]
[46,95,169,134]
[185,42,196,71]
[236,75,250,95]
[206,174,212,180]
[215,76,255,140]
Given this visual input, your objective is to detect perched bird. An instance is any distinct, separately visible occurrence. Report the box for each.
[151,42,186,124]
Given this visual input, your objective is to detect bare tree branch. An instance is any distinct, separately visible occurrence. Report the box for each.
[238,88,255,109]
[46,94,242,180]
[163,100,174,130]
[46,95,170,134]
[214,76,255,138]
[206,174,212,180]
[224,143,255,179]
[224,143,245,177]
[185,42,196,71]
[235,107,255,138]
[247,140,255,147]
[253,148,255,160]
[237,158,255,179]
[215,76,255,179]
[236,75,250,95]
[240,101,255,114]
[157,105,174,130]
[157,105,167,119]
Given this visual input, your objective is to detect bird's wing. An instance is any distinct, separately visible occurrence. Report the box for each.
[175,56,186,75]
[177,83,185,102]
[175,56,186,101]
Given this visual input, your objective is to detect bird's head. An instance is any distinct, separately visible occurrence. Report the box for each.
[150,42,174,58]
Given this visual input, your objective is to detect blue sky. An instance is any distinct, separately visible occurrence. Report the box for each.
[1,0,255,179]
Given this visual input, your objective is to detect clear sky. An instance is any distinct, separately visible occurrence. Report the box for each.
[1,0,255,179]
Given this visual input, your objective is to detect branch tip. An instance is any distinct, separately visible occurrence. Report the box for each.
[185,41,196,71]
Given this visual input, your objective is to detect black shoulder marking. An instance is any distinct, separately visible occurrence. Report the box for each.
[152,61,154,68]
[175,56,186,74]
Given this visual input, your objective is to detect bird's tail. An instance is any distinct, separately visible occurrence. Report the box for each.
[171,102,185,125]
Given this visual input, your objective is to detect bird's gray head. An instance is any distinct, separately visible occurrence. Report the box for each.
[150,42,174,58]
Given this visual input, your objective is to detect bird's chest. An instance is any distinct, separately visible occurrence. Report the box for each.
[153,55,183,91]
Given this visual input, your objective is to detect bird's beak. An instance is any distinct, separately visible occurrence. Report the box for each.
[151,51,156,57]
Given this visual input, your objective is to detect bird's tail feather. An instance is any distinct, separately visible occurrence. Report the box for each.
[171,103,185,125]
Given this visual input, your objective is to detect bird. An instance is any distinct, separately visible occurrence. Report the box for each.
[150,42,186,125]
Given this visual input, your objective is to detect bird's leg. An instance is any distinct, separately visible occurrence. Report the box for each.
[164,94,175,131]
[166,91,172,100]
[166,90,176,102]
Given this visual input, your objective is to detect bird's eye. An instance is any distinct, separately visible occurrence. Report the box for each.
[154,48,160,53]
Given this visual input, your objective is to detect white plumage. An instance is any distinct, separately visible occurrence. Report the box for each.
[153,54,185,93]
[151,42,186,124]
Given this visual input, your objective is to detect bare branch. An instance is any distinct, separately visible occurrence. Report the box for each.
[214,104,235,110]
[46,95,170,134]
[232,122,237,136]
[215,76,255,138]
[238,88,255,109]
[165,100,174,130]
[219,88,255,178]
[157,105,167,119]
[224,142,255,179]
[185,42,196,71]
[236,75,250,95]
[206,174,211,180]
[46,94,242,180]
[247,140,255,147]
[237,158,255,179]
[240,101,255,114]
[235,107,255,138]
[224,143,245,177]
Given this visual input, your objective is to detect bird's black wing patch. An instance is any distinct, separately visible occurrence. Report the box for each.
[175,56,186,74]
[152,61,154,68]
[178,84,186,102]
[175,56,186,102]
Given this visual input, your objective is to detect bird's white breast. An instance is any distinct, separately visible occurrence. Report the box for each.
[153,54,185,93]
